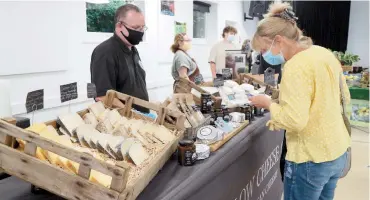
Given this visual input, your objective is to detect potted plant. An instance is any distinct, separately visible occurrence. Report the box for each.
[330,50,361,71]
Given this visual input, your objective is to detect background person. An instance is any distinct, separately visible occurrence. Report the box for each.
[208,26,238,78]
[170,33,203,85]
[90,4,149,113]
[249,3,351,200]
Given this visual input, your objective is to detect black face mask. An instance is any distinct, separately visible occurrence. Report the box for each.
[121,24,144,46]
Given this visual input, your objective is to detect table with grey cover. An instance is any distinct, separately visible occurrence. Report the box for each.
[0,114,284,200]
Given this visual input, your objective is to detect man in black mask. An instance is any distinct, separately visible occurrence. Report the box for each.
[90,4,149,112]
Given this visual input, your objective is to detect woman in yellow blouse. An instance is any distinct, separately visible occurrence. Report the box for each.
[249,3,351,200]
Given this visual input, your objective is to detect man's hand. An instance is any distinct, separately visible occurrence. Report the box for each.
[249,95,272,110]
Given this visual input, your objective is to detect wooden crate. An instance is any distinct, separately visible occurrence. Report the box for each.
[0,90,186,200]
[240,73,280,101]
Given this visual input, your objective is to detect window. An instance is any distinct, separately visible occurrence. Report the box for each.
[84,0,145,44]
[193,1,211,39]
[86,0,132,33]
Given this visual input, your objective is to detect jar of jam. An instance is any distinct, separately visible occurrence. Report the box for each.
[240,106,250,121]
[178,139,197,166]
[249,105,255,121]
[254,106,262,117]
[201,93,213,114]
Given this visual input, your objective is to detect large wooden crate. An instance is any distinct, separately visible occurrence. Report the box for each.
[0,90,186,200]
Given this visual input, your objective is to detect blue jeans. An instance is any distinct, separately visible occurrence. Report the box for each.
[284,152,348,200]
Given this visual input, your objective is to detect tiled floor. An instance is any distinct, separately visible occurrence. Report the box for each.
[335,126,369,200]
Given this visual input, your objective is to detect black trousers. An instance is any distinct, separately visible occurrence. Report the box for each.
[280,131,287,182]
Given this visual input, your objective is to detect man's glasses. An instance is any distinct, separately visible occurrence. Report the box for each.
[119,21,148,32]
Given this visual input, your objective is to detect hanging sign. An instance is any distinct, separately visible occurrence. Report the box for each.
[25,89,44,113]
[264,67,276,86]
[60,82,78,103]
[213,77,225,87]
[87,83,97,99]
[222,68,233,80]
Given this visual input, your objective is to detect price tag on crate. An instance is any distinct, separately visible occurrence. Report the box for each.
[264,67,275,86]
[87,83,97,99]
[60,82,78,103]
[213,77,224,87]
[222,68,233,80]
[25,89,44,113]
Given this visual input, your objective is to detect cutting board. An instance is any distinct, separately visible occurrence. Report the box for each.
[209,120,249,152]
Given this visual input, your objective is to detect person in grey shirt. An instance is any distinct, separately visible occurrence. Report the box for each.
[171,33,203,84]
[208,26,238,78]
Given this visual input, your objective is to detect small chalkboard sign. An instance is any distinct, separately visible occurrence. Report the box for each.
[213,77,224,87]
[222,68,233,80]
[87,83,97,98]
[60,82,78,103]
[194,74,204,85]
[26,89,44,113]
[264,67,275,86]
[251,63,260,75]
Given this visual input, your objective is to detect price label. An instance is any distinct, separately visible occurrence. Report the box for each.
[227,94,236,100]
[264,67,276,86]
[26,89,44,113]
[60,82,78,103]
[222,68,233,80]
[251,63,260,75]
[87,83,97,99]
[213,77,224,87]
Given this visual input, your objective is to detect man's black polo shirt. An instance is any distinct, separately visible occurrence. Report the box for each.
[90,34,149,113]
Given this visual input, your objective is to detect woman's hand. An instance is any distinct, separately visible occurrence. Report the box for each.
[249,95,272,110]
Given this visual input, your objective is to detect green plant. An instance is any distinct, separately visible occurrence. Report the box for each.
[86,0,128,33]
[332,51,360,66]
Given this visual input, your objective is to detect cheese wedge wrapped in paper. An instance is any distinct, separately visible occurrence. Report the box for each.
[129,143,149,166]
[88,102,106,118]
[75,124,101,148]
[120,138,136,157]
[108,109,122,126]
[83,112,98,128]
[58,113,85,136]
[96,118,114,133]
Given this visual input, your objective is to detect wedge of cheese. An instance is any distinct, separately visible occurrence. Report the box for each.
[127,119,151,147]
[120,138,136,157]
[108,109,122,126]
[113,116,129,129]
[129,143,149,166]
[96,118,113,133]
[83,112,98,128]
[19,123,48,162]
[75,124,97,148]
[58,113,85,136]
[88,101,106,118]
[111,124,130,137]
[90,170,112,188]
[97,109,110,122]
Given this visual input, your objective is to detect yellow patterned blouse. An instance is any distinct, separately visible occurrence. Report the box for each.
[268,45,351,164]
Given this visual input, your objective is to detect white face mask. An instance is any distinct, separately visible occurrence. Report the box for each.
[227,34,235,42]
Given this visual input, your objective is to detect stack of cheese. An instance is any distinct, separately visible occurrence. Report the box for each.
[17,123,112,187]
[17,101,177,188]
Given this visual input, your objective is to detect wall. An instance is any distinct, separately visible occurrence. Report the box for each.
[347,0,369,67]
[0,0,256,122]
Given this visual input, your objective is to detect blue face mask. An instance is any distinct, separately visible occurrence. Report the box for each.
[262,40,285,65]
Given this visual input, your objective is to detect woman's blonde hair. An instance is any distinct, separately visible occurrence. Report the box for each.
[252,2,313,51]
[170,33,186,53]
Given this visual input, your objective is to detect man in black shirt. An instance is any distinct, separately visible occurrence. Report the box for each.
[90,4,149,112]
